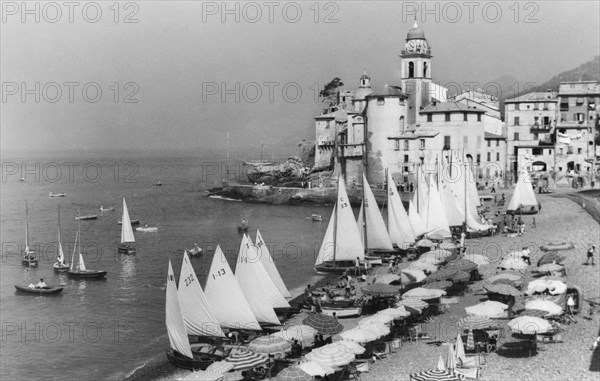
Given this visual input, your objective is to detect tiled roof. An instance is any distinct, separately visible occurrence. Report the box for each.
[420,101,485,113]
[366,85,406,98]
[505,92,558,103]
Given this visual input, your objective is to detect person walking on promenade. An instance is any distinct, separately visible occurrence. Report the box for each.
[585,245,596,266]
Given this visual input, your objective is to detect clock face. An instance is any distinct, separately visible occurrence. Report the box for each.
[406,40,416,52]
[418,40,429,53]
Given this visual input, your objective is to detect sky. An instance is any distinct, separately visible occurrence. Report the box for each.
[1,1,599,157]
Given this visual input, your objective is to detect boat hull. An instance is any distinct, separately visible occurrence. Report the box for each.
[314,261,355,275]
[67,270,107,279]
[118,220,140,225]
[321,306,362,318]
[165,348,223,371]
[15,285,63,295]
[118,243,137,255]
[76,215,98,221]
[53,263,69,272]
[22,259,38,267]
[540,242,574,252]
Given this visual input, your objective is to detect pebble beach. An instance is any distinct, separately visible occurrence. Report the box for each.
[138,189,600,381]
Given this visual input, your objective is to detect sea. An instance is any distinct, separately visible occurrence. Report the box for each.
[0,153,334,381]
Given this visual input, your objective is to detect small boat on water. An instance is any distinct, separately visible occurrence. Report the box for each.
[153,181,163,186]
[15,285,64,295]
[118,219,140,225]
[75,214,98,221]
[311,214,323,222]
[136,225,158,232]
[188,244,202,256]
[22,201,38,267]
[238,219,249,233]
[53,205,69,272]
[49,192,66,197]
[67,220,107,279]
[118,198,137,255]
[100,205,115,212]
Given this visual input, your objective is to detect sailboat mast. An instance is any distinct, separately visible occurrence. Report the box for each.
[70,227,78,270]
[226,132,230,161]
[333,175,339,262]
[261,140,264,162]
[416,165,420,213]
[463,150,468,232]
[362,173,368,253]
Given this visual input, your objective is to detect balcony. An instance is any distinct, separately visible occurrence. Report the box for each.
[539,138,554,146]
[530,124,552,133]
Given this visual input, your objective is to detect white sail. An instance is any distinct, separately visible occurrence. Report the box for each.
[24,201,32,254]
[408,200,427,236]
[420,176,451,236]
[412,168,429,214]
[70,229,78,271]
[315,207,336,266]
[439,180,464,227]
[508,170,538,211]
[235,235,283,325]
[120,197,135,244]
[165,260,194,359]
[57,206,65,264]
[178,251,225,337]
[333,176,364,262]
[77,253,87,271]
[386,170,415,248]
[204,245,261,331]
[256,230,291,298]
[361,174,394,251]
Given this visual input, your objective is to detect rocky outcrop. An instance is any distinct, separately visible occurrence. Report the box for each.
[296,140,315,168]
[246,156,311,186]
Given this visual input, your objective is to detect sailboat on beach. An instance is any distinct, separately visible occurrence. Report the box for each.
[53,205,69,271]
[255,230,291,298]
[314,176,364,274]
[357,173,395,253]
[385,170,416,250]
[118,198,136,254]
[67,219,107,279]
[507,169,539,215]
[22,200,38,267]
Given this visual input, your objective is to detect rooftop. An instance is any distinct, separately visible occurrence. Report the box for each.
[505,91,558,103]
[484,132,506,140]
[420,101,485,114]
[366,85,406,98]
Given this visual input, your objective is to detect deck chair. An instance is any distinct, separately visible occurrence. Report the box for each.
[455,367,479,379]
[345,363,363,381]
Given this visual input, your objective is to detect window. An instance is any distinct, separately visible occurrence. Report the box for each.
[514,132,519,141]
[444,135,451,149]
[532,148,542,155]
[463,113,468,121]
[377,97,384,106]
[533,133,538,140]
[445,113,451,122]
[576,98,584,105]
[487,152,491,161]
[408,61,414,78]
[515,103,520,110]
[477,114,482,122]
[514,117,520,126]
[567,146,573,154]
[559,148,563,154]
[476,154,481,163]
[578,148,582,154]
[533,104,539,110]
[427,114,432,122]
[548,149,552,155]
[496,152,500,161]
[423,62,428,77]
[404,155,409,162]
[543,103,549,110]
[394,140,400,151]
[404,140,409,150]
[560,101,569,111]
[487,140,491,147]
[399,116,405,132]
[419,139,425,150]
[527,105,530,109]
[496,140,499,147]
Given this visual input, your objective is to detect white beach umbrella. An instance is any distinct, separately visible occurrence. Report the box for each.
[297,361,336,377]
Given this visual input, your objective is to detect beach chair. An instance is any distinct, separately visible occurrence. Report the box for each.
[455,367,480,379]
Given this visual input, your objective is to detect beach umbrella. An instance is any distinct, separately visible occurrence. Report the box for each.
[403,287,446,300]
[465,301,508,318]
[464,254,490,267]
[248,335,292,354]
[272,325,317,346]
[340,327,380,343]
[409,369,465,381]
[452,271,470,283]
[537,253,566,266]
[524,300,564,316]
[402,268,428,282]
[205,361,235,374]
[425,268,458,282]
[455,334,465,364]
[305,343,355,367]
[297,361,336,377]
[303,313,344,335]
[377,306,410,319]
[377,273,401,284]
[399,298,429,310]
[525,279,567,295]
[483,283,521,297]
[408,263,438,274]
[275,366,312,381]
[457,315,498,331]
[334,340,366,355]
[519,309,550,318]
[224,348,268,371]
[358,321,390,337]
[446,343,457,371]
[178,370,224,381]
[417,238,435,248]
[499,258,528,270]
[423,281,452,290]
[534,264,564,273]
[359,313,394,326]
[361,283,401,297]
[486,272,522,282]
[490,278,519,287]
[508,316,553,335]
[466,328,475,350]
[445,259,478,273]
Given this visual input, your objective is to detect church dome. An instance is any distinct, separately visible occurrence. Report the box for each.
[406,20,425,40]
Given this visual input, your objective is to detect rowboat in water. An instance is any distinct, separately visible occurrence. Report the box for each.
[49,192,66,197]
[15,285,64,295]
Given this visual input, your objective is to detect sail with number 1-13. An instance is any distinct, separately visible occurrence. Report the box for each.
[204,245,261,331]
[177,251,225,337]
[314,176,364,274]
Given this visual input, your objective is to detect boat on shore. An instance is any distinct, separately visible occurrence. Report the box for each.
[67,220,107,279]
[49,192,66,197]
[22,201,38,267]
[15,285,64,295]
[118,198,137,255]
[238,218,249,233]
[153,181,163,186]
[53,205,69,272]
[507,169,539,215]
[321,302,363,318]
[314,176,365,275]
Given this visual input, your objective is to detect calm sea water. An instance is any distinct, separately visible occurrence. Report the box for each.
[0,155,333,381]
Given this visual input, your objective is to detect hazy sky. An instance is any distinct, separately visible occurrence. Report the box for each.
[1,1,599,156]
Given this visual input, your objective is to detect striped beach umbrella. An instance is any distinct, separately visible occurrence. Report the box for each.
[224,348,268,371]
[297,361,336,377]
[302,313,344,335]
[361,283,401,297]
[248,335,292,354]
[484,283,521,297]
[466,328,475,350]
[275,366,312,381]
[272,324,317,346]
[457,315,498,331]
[335,340,366,355]
[508,316,553,335]
[423,280,452,290]
[205,361,235,374]
[305,343,355,367]
[178,370,224,381]
[409,369,465,381]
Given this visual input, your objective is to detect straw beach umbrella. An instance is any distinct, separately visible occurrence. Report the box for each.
[423,281,452,290]
[483,283,521,297]
[425,268,458,282]
[445,259,478,273]
[248,335,292,355]
[274,366,312,381]
[302,313,344,335]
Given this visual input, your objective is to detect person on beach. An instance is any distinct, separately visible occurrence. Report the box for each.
[491,184,496,193]
[460,232,466,248]
[538,201,542,213]
[567,294,576,316]
[355,257,361,275]
[364,258,370,275]
[586,245,596,266]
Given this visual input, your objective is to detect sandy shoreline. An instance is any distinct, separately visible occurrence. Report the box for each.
[125,189,599,381]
